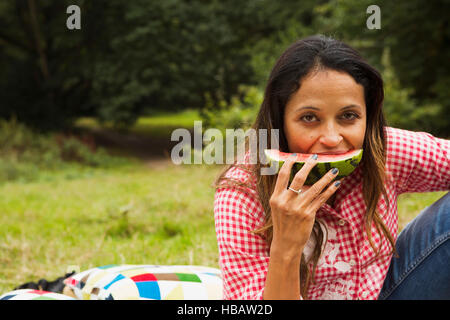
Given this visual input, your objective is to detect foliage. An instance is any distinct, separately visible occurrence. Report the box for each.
[0,0,447,136]
[377,0,450,131]
[0,0,310,130]
[0,118,128,182]
[201,85,262,131]
[382,49,446,133]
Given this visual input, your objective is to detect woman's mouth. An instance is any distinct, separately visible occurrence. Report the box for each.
[315,150,351,155]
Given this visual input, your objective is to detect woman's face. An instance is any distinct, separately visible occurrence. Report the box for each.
[283,69,366,155]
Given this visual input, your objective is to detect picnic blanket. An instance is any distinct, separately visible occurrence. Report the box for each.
[0,264,223,300]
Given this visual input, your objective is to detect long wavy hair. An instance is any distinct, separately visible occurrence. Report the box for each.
[215,35,394,299]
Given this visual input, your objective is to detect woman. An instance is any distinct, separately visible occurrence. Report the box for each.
[214,35,449,300]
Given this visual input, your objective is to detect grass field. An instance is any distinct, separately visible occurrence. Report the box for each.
[76,109,200,138]
[0,161,223,292]
[0,111,446,294]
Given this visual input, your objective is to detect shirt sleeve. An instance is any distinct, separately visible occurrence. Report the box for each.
[214,186,270,300]
[385,127,450,194]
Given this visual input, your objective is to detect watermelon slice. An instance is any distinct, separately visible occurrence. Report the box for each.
[264,149,363,185]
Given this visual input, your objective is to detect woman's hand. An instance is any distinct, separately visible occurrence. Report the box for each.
[269,154,341,259]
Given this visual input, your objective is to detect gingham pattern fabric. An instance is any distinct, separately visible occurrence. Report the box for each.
[214,127,449,300]
[63,264,222,300]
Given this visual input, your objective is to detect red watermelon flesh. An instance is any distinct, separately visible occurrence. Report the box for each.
[264,149,363,185]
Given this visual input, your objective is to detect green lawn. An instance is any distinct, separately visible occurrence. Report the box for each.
[0,162,223,293]
[76,109,200,138]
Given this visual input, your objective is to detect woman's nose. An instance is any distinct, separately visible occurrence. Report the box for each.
[318,124,343,147]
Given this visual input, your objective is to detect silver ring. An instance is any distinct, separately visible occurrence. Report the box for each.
[288,187,302,195]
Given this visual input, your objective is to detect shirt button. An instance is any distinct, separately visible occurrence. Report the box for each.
[338,219,346,226]
[349,260,357,267]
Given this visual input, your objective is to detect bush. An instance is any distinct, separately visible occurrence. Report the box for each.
[0,118,128,183]
[201,85,262,131]
[198,85,263,164]
[382,49,447,136]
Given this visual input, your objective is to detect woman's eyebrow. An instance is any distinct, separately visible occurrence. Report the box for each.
[341,104,362,111]
[295,106,320,112]
[294,104,362,112]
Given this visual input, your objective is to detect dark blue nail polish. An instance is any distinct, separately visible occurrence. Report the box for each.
[332,167,339,174]
[311,154,318,160]
[334,180,341,187]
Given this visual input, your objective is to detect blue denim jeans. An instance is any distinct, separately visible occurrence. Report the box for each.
[378,192,450,300]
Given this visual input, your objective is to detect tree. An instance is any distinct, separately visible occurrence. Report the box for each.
[377,0,450,136]
[2,0,446,135]
[0,0,314,130]
[0,0,97,130]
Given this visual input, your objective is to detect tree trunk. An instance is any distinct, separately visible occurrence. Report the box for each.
[27,0,50,79]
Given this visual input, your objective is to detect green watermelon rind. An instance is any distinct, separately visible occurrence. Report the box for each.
[265,149,363,185]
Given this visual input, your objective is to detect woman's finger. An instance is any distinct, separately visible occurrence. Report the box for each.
[287,154,318,194]
[273,154,297,194]
[309,180,341,212]
[301,167,340,203]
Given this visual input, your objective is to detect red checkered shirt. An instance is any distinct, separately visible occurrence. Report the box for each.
[214,127,450,300]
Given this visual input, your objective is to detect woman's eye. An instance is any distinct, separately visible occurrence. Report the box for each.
[341,112,359,120]
[300,114,318,122]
